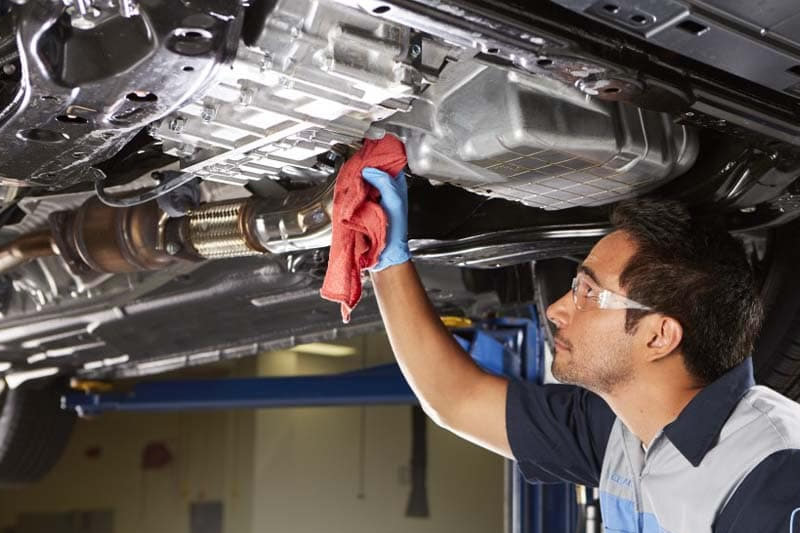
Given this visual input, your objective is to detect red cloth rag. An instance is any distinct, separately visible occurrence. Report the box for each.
[320,135,407,323]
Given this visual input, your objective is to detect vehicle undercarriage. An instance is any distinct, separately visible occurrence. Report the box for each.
[0,0,798,390]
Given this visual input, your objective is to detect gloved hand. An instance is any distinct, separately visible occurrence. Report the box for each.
[362,167,411,271]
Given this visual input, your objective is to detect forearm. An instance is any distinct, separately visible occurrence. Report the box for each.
[362,166,510,457]
[370,261,497,423]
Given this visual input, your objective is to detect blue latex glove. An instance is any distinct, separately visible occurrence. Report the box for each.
[362,167,411,271]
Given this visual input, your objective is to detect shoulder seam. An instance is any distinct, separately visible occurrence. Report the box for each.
[716,392,798,512]
[743,389,792,449]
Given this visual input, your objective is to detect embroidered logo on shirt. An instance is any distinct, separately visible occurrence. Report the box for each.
[610,472,633,488]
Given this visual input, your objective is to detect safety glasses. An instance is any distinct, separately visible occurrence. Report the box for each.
[571,272,653,311]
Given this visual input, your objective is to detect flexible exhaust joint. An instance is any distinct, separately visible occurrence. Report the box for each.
[181,181,334,259]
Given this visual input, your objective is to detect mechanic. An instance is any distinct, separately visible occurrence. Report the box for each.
[361,166,800,533]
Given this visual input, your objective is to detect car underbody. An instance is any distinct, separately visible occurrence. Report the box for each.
[0,0,798,387]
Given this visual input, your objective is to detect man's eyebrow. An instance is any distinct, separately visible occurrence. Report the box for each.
[578,264,602,286]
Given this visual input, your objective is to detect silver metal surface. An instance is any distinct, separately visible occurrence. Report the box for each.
[0,0,243,187]
[151,0,437,186]
[410,225,608,268]
[188,202,260,259]
[185,179,335,257]
[0,0,725,380]
[380,60,699,209]
[251,181,335,254]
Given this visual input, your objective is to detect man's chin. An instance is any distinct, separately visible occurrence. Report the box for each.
[551,360,580,386]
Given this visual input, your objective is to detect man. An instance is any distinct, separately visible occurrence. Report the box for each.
[361,166,800,532]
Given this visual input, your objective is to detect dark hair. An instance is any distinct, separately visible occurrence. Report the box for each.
[610,198,763,384]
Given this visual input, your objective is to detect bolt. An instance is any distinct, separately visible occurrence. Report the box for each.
[69,14,96,29]
[739,206,756,213]
[239,87,254,106]
[166,242,181,255]
[119,0,139,18]
[2,63,15,76]
[290,26,301,38]
[201,105,217,123]
[260,54,273,72]
[177,143,195,157]
[684,111,695,118]
[409,44,422,58]
[168,116,186,133]
[319,54,335,72]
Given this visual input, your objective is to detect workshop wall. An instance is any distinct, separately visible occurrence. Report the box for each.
[250,333,505,533]
[0,333,504,533]
[0,358,258,533]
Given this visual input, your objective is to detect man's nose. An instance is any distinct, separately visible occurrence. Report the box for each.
[546,291,573,329]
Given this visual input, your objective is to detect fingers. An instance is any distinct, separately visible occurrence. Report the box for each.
[362,168,392,192]
[395,171,408,202]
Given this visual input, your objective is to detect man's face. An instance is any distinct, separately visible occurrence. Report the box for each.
[546,230,640,395]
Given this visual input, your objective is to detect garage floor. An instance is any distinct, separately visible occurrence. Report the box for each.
[0,333,504,533]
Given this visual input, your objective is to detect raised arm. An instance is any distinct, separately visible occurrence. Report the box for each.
[362,167,511,458]
[371,262,511,457]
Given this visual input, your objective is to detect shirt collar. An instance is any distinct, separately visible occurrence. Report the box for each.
[662,357,755,467]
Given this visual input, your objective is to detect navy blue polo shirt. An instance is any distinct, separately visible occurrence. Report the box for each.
[506,357,800,532]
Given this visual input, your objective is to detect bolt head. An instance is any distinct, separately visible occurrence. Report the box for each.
[168,117,186,133]
[200,106,216,123]
[319,54,335,72]
[166,242,181,255]
[239,88,254,106]
[70,15,96,30]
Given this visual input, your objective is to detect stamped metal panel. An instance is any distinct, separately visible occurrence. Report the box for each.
[151,0,431,186]
[552,0,800,100]
[0,0,243,187]
[382,60,698,209]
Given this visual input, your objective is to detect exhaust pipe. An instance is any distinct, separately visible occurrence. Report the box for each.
[0,180,335,275]
[180,180,334,259]
[0,231,58,272]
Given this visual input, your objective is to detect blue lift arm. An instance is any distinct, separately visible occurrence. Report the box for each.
[62,363,418,416]
[62,322,523,416]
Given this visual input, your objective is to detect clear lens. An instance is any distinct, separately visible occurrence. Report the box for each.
[571,276,591,310]
[571,273,652,312]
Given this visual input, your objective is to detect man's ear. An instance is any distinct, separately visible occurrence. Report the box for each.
[644,315,683,362]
